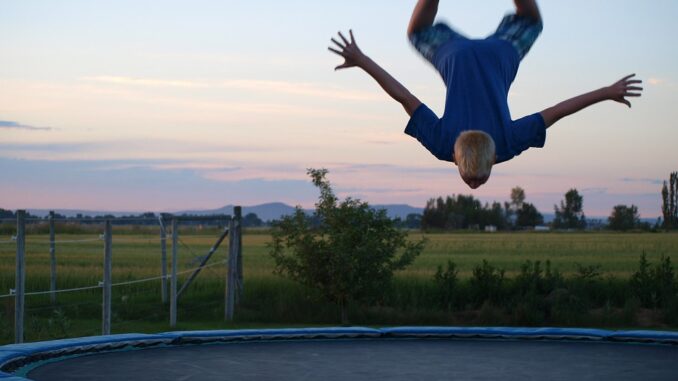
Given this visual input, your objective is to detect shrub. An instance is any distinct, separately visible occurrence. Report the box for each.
[653,255,676,308]
[630,253,654,307]
[270,169,425,324]
[469,260,505,308]
[434,260,459,311]
[630,253,676,308]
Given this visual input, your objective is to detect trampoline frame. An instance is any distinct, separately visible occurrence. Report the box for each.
[1,326,678,380]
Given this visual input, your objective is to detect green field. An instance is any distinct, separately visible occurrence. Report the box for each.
[1,230,676,287]
[0,230,677,344]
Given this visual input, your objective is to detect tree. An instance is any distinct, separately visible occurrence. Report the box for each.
[270,169,425,323]
[516,203,544,228]
[403,213,422,229]
[662,172,678,230]
[421,195,509,230]
[510,187,526,210]
[553,189,586,229]
[608,204,640,231]
[242,213,263,227]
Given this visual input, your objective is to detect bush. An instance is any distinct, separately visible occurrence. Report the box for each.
[630,253,654,307]
[653,255,676,308]
[509,260,564,325]
[469,260,505,308]
[434,260,459,311]
[630,253,676,308]
[270,169,425,324]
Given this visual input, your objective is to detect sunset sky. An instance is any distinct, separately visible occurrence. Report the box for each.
[1,0,677,218]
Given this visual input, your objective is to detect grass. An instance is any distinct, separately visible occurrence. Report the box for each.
[0,230,677,344]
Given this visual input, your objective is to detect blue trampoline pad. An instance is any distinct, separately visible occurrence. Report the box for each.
[1,327,676,381]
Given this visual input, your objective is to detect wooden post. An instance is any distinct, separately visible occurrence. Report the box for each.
[14,210,26,344]
[225,218,236,321]
[234,206,243,302]
[49,211,57,304]
[102,220,112,335]
[160,215,168,304]
[170,218,178,328]
[176,227,230,299]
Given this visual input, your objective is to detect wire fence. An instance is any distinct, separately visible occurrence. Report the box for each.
[0,208,243,345]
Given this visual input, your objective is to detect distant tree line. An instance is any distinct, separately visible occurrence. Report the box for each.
[421,187,544,231]
[419,179,673,232]
[0,209,265,228]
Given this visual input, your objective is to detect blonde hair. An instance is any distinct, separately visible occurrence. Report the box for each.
[454,130,496,179]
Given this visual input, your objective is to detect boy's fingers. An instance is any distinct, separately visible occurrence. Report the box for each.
[622,73,636,81]
[626,86,643,91]
[331,38,345,49]
[328,47,343,56]
[338,31,350,45]
[624,92,641,97]
[349,29,355,43]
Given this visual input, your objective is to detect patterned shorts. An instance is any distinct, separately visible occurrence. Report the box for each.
[409,14,543,62]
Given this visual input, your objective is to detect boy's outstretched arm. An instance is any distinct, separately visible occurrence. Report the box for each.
[540,74,643,128]
[328,30,422,116]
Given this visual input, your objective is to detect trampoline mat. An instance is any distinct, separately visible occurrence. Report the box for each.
[27,339,678,381]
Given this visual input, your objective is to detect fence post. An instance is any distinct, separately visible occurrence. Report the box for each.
[102,220,112,335]
[234,206,243,302]
[15,210,26,344]
[49,211,57,304]
[160,215,168,304]
[225,218,235,321]
[170,218,178,328]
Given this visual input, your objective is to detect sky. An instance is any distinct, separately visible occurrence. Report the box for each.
[1,0,677,218]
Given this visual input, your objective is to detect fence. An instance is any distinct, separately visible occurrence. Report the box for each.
[0,207,243,344]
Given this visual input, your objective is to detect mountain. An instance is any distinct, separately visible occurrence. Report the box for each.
[177,203,299,222]
[372,204,424,220]
[24,202,423,222]
[177,203,424,222]
[27,209,137,218]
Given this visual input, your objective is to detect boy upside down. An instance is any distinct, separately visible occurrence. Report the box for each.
[329,0,643,189]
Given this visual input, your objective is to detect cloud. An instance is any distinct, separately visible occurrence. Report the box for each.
[0,139,272,162]
[81,76,381,101]
[647,77,675,88]
[620,177,663,186]
[580,187,608,194]
[335,186,423,194]
[328,163,453,175]
[0,157,317,211]
[0,120,51,131]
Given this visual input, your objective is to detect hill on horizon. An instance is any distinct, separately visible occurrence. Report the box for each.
[26,202,425,222]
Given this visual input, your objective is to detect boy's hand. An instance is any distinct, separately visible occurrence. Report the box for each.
[328,30,366,70]
[605,74,643,108]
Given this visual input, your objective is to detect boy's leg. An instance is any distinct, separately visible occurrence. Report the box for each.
[408,0,465,65]
[492,4,543,60]
[407,0,440,36]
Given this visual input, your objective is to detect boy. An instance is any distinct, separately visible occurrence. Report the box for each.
[329,0,643,189]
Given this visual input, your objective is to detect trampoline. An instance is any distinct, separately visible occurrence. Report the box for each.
[2,327,677,381]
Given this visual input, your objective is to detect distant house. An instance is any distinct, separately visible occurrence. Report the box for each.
[534,225,550,232]
[484,225,497,233]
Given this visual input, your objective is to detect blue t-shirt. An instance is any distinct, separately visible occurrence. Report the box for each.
[404,36,545,164]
